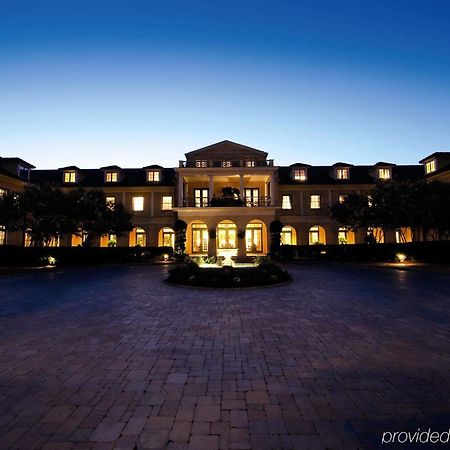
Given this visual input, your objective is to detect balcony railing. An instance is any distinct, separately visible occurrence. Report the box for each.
[182,196,271,207]
[179,159,274,168]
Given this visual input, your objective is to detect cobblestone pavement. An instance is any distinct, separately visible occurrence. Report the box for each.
[0,263,449,450]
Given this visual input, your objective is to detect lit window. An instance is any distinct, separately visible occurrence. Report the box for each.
[0,188,8,198]
[106,196,116,209]
[217,222,237,249]
[192,223,208,253]
[336,168,349,180]
[132,196,144,211]
[0,225,6,245]
[378,168,391,179]
[147,171,160,182]
[195,160,208,168]
[293,169,307,181]
[367,195,373,207]
[105,171,118,182]
[245,159,256,167]
[281,195,292,210]
[64,171,76,183]
[338,194,348,204]
[221,160,232,168]
[162,195,173,211]
[280,226,294,245]
[425,160,436,174]
[310,195,321,209]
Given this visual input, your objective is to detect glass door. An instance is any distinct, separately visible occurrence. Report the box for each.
[194,188,209,207]
[244,188,259,207]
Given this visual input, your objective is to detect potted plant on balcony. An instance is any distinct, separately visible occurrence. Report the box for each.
[210,187,244,207]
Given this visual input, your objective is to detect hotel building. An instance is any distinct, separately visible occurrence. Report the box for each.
[1,141,450,256]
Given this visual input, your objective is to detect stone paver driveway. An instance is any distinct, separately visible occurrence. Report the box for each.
[0,263,449,450]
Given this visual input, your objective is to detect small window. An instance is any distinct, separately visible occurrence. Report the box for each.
[378,168,391,180]
[195,160,208,168]
[105,171,118,182]
[221,160,232,168]
[132,196,144,211]
[0,225,6,245]
[245,159,256,168]
[147,171,160,182]
[338,194,348,204]
[162,195,173,211]
[310,194,321,209]
[293,169,307,181]
[64,171,76,183]
[281,195,292,210]
[0,188,8,198]
[106,196,116,209]
[425,160,436,174]
[336,168,349,180]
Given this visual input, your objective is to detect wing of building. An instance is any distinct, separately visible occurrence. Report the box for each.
[1,141,449,253]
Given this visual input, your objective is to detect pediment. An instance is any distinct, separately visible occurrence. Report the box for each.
[185,140,268,160]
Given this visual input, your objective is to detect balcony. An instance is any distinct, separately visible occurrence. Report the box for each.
[179,159,274,168]
[182,196,271,207]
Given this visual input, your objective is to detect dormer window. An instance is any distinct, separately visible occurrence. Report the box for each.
[293,168,307,181]
[17,165,30,179]
[245,159,256,168]
[336,168,349,180]
[378,168,391,180]
[221,160,232,168]
[425,159,436,174]
[147,170,160,182]
[64,170,77,183]
[105,171,118,183]
[195,160,208,168]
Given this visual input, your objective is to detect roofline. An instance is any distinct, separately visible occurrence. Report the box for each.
[185,140,268,157]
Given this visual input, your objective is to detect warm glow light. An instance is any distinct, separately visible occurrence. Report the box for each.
[396,253,407,263]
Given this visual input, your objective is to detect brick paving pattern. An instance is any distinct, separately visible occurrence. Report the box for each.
[0,263,449,449]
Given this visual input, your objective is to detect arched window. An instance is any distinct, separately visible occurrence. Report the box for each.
[280,226,297,245]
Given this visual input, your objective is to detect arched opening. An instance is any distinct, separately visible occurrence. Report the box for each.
[245,220,267,254]
[396,227,413,243]
[280,225,297,245]
[309,225,326,245]
[367,227,384,243]
[216,220,237,259]
[338,227,355,244]
[71,230,88,247]
[100,234,117,247]
[158,227,175,248]
[129,227,146,247]
[189,221,209,254]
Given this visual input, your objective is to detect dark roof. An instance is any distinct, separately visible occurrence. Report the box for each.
[0,157,35,169]
[58,165,80,170]
[419,152,450,164]
[30,168,176,187]
[373,161,396,167]
[290,163,311,167]
[100,165,122,170]
[425,161,450,178]
[142,164,163,169]
[331,162,353,167]
[0,166,24,180]
[278,165,423,185]
[185,140,268,157]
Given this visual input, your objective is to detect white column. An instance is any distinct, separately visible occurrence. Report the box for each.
[177,174,183,207]
[209,175,214,201]
[270,172,277,206]
[239,174,244,199]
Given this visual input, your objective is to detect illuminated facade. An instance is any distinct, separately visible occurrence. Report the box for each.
[1,142,449,254]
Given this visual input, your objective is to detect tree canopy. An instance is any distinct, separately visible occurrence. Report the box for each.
[0,184,133,246]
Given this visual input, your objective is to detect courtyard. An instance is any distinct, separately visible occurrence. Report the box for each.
[0,263,449,450]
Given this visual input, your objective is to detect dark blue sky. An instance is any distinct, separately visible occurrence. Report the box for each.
[1,0,449,168]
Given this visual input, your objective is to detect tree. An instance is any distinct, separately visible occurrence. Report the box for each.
[174,219,187,254]
[269,220,283,255]
[68,189,132,246]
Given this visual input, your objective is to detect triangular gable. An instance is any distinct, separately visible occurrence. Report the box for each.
[185,140,268,159]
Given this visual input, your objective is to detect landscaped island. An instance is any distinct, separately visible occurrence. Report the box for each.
[167,261,292,288]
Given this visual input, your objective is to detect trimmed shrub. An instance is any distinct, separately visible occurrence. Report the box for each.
[167,262,291,288]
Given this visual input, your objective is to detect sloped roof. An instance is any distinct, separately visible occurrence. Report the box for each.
[30,168,176,187]
[278,165,423,185]
[419,151,450,164]
[185,140,268,158]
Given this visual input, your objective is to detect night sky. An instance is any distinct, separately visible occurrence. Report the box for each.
[1,0,449,168]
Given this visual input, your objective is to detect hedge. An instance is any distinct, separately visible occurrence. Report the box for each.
[275,241,450,264]
[0,245,174,267]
